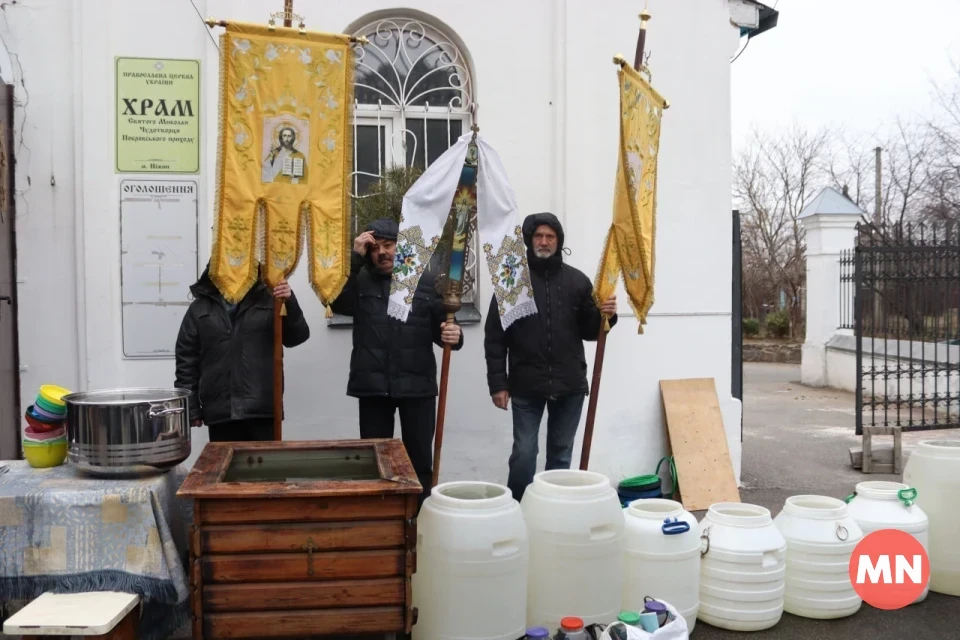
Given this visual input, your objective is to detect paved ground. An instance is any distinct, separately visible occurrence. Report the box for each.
[693,363,959,639]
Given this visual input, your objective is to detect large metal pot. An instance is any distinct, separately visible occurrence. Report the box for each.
[61,388,192,476]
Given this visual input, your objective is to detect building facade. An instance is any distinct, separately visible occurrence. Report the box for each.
[1,0,746,485]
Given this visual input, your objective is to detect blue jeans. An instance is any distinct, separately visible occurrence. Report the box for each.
[507,393,586,502]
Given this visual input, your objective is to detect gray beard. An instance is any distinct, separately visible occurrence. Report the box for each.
[534,248,555,258]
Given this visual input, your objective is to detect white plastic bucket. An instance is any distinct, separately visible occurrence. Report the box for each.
[903,440,960,596]
[773,495,863,619]
[622,498,700,632]
[845,480,929,603]
[698,502,786,632]
[413,481,528,640]
[522,470,625,630]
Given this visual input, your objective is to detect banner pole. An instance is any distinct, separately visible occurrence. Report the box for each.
[579,12,650,471]
[268,0,295,443]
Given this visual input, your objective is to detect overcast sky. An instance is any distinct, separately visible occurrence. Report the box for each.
[731,0,960,149]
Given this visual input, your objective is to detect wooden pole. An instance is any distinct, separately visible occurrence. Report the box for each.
[432,125,479,488]
[270,0,294,442]
[432,318,454,489]
[579,322,608,470]
[579,11,650,471]
[633,9,650,71]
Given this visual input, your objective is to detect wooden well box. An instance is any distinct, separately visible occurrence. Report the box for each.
[177,439,422,639]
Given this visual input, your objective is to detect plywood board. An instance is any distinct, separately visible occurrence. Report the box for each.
[660,378,740,511]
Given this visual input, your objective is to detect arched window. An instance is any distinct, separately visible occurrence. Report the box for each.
[346,14,481,318]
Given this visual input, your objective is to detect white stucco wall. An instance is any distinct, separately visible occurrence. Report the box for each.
[6,0,742,486]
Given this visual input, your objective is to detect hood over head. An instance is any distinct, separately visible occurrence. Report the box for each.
[521,212,565,252]
[522,212,565,273]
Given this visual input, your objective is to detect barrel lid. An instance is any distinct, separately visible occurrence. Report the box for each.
[618,610,641,625]
[560,617,584,630]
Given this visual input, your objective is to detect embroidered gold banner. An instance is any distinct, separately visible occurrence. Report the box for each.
[595,64,667,334]
[209,22,354,304]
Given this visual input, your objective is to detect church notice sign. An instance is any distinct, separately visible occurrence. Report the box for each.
[116,57,200,174]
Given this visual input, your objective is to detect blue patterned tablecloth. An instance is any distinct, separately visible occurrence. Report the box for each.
[0,460,191,640]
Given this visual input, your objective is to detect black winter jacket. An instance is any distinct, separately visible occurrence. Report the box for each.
[331,249,464,399]
[484,212,617,398]
[174,269,310,425]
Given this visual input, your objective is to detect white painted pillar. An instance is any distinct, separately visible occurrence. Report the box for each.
[800,212,860,386]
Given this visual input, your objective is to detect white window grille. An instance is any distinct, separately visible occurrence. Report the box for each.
[345,16,481,318]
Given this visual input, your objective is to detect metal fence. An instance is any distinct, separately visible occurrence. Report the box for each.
[847,222,960,434]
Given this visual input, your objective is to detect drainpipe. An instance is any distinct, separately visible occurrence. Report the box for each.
[72,0,88,391]
[552,0,567,228]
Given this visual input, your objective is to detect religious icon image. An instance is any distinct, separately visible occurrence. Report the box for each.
[464,141,479,166]
[451,187,475,247]
[261,117,310,185]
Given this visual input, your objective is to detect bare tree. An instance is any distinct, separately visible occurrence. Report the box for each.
[924,61,960,222]
[879,118,936,224]
[735,125,833,338]
[827,130,879,211]
[736,59,960,339]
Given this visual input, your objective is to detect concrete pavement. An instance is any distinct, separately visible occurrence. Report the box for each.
[693,363,959,639]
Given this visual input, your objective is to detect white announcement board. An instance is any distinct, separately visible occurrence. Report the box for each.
[120,179,198,358]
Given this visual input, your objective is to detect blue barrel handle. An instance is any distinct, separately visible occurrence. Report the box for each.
[662,517,690,535]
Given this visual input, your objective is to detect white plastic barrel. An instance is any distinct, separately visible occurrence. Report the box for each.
[773,495,863,619]
[903,439,960,596]
[622,499,700,632]
[845,480,929,603]
[521,470,625,630]
[698,502,786,632]
[413,481,529,640]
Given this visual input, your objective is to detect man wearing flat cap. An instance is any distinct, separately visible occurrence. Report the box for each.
[331,218,463,508]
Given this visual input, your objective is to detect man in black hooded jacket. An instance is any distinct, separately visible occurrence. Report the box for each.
[174,265,310,442]
[484,212,618,501]
[331,218,463,507]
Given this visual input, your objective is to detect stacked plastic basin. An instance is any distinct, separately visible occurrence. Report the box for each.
[774,495,863,619]
[903,440,960,596]
[616,474,663,507]
[22,384,70,468]
[522,470,625,630]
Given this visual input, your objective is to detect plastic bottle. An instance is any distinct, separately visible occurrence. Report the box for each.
[525,628,550,640]
[559,617,587,640]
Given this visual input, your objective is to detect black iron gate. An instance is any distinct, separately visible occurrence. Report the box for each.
[845,222,960,435]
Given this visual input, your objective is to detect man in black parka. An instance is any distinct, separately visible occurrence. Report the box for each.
[174,265,311,442]
[484,212,618,501]
[331,218,463,506]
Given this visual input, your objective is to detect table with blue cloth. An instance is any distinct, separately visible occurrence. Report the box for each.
[0,461,192,640]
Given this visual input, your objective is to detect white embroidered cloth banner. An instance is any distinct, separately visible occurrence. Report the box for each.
[388,133,536,329]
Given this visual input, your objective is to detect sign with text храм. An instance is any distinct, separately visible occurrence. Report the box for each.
[849,529,930,610]
[116,57,200,174]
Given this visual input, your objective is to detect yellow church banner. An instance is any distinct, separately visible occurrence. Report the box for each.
[209,22,354,305]
[594,63,667,334]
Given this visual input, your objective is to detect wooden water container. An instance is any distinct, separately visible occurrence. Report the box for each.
[177,439,421,639]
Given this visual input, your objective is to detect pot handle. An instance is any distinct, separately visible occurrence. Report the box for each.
[148,405,185,419]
